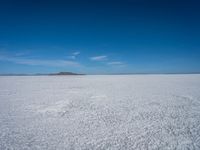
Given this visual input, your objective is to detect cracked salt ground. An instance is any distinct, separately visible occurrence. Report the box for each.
[0,75,200,149]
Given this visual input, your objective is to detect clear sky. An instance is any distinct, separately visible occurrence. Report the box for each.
[0,0,200,74]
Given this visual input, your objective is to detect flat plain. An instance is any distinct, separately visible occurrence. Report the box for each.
[0,75,200,149]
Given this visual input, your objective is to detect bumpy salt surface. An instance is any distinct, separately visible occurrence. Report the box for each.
[0,75,200,149]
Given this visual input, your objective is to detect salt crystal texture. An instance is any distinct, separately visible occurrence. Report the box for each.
[0,75,200,149]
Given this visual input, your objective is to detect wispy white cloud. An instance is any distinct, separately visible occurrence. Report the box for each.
[67,55,76,59]
[107,61,126,67]
[107,61,125,66]
[72,51,80,56]
[0,54,80,67]
[14,50,31,57]
[68,51,80,59]
[90,55,107,61]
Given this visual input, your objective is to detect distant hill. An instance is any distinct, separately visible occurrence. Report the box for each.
[49,72,85,75]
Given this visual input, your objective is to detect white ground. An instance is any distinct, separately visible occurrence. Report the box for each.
[0,75,200,150]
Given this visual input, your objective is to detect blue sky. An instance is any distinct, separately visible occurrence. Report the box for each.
[0,0,200,74]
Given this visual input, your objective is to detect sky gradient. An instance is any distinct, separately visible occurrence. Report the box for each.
[0,0,200,74]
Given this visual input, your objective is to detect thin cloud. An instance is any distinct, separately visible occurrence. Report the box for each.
[14,50,31,57]
[68,51,80,59]
[67,55,76,59]
[107,61,125,66]
[72,51,80,56]
[107,61,127,67]
[15,52,28,56]
[90,55,107,61]
[0,55,80,67]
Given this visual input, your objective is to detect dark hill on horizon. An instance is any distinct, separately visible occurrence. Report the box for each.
[49,72,85,75]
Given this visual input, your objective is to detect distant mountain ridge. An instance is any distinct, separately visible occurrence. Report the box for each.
[49,72,85,75]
